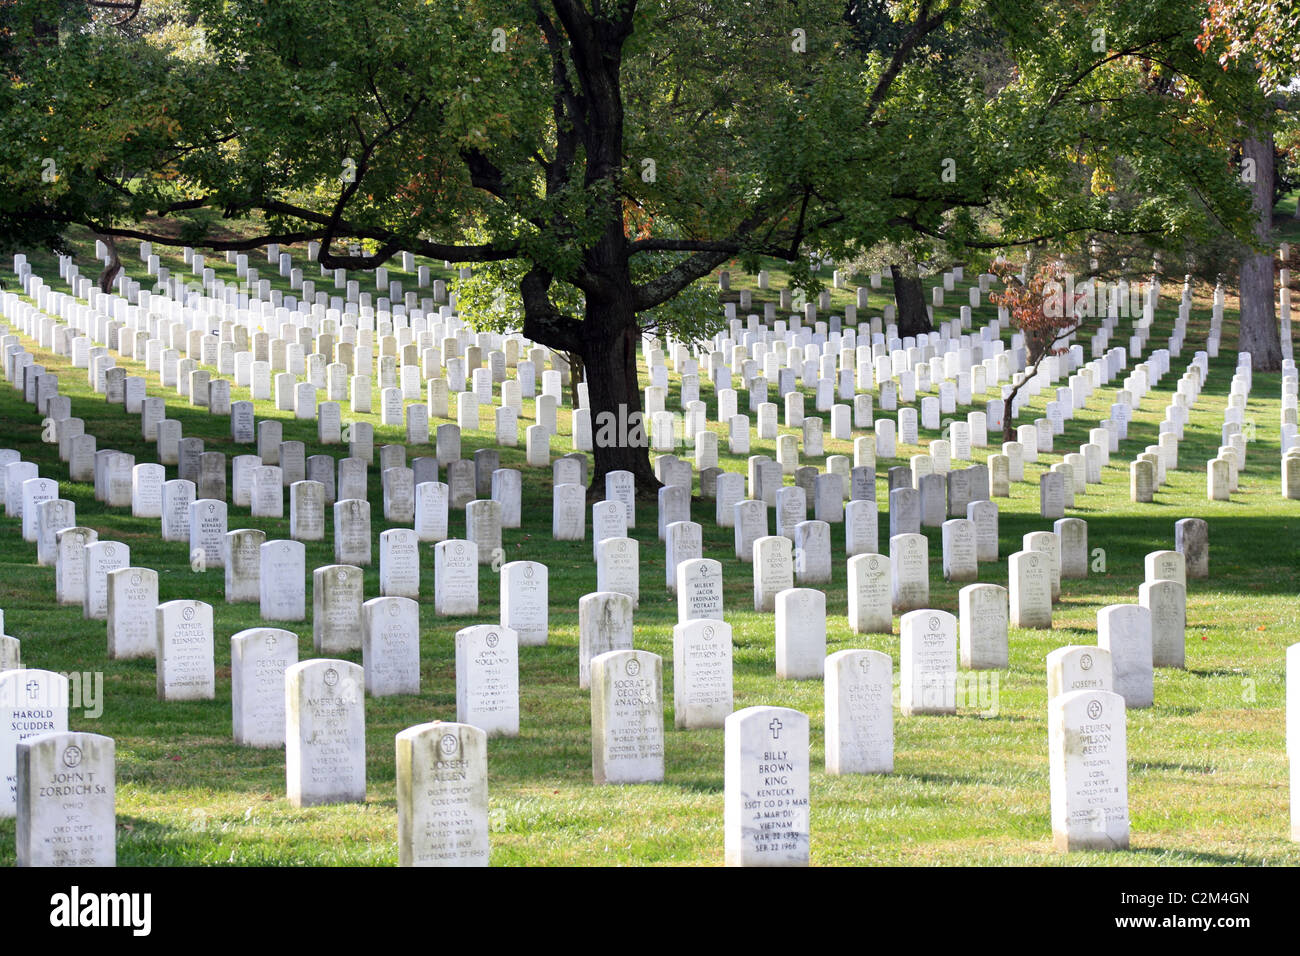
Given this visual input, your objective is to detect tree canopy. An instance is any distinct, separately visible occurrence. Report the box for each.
[0,0,1276,483]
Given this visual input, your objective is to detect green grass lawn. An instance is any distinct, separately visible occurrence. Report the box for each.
[1274,189,1300,246]
[0,234,1297,866]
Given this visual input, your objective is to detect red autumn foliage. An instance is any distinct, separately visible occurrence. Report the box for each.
[989,261,1089,443]
[990,261,1087,364]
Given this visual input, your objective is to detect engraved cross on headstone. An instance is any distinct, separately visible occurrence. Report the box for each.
[769,718,783,740]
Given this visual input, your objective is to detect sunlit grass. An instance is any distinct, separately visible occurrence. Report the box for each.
[0,235,1296,865]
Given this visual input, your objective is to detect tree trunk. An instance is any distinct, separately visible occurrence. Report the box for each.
[580,296,660,500]
[890,263,932,338]
[566,350,585,409]
[97,234,122,293]
[1001,369,1032,446]
[1237,132,1281,371]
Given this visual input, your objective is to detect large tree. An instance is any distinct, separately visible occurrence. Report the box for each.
[1199,0,1298,370]
[7,0,959,493]
[3,0,1263,487]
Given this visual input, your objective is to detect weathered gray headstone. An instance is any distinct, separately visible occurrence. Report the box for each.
[752,535,794,612]
[55,527,97,606]
[1174,518,1208,579]
[672,619,733,730]
[724,706,809,867]
[16,731,115,866]
[396,721,489,866]
[578,591,634,690]
[1140,579,1186,669]
[286,659,366,807]
[156,600,215,701]
[900,609,958,715]
[889,533,929,613]
[591,649,664,785]
[289,480,326,542]
[1054,518,1088,580]
[362,596,421,697]
[1049,689,1129,851]
[313,564,364,654]
[825,650,893,775]
[434,540,479,615]
[333,499,372,566]
[959,583,1008,669]
[231,627,298,748]
[107,567,158,660]
[1097,603,1153,708]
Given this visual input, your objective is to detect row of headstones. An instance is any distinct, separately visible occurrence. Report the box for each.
[15,240,1201,486]
[642,338,1198,520]
[2,322,1207,651]
[1282,359,1300,499]
[13,457,1193,651]
[6,300,1119,606]
[1279,246,1295,362]
[1205,353,1255,502]
[743,521,1197,632]
[10,254,1185,522]
[26,329,569,461]
[17,436,529,552]
[4,266,586,461]
[106,239,460,308]
[693,282,1171,423]
[0,628,1143,866]
[9,466,1198,765]
[2,373,541,569]
[6,425,1203,715]
[30,251,545,392]
[704,269,1162,400]
[650,270,1164,466]
[646,346,1183,517]
[0,320,570,558]
[2,715,500,867]
[1,286,579,493]
[680,268,1219,488]
[0,539,1242,872]
[1124,350,1213,503]
[584,519,1211,859]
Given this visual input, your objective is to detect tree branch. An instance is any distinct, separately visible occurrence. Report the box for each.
[520,264,586,354]
[866,0,956,119]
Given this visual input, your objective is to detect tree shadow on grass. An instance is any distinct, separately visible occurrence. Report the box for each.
[674,777,725,795]
[1123,845,1271,866]
[1047,514,1300,596]
[1130,761,1217,775]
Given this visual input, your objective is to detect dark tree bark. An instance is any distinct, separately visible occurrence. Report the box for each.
[96,234,122,293]
[890,263,932,337]
[565,350,584,410]
[579,300,659,499]
[1237,132,1281,371]
[1002,374,1028,447]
